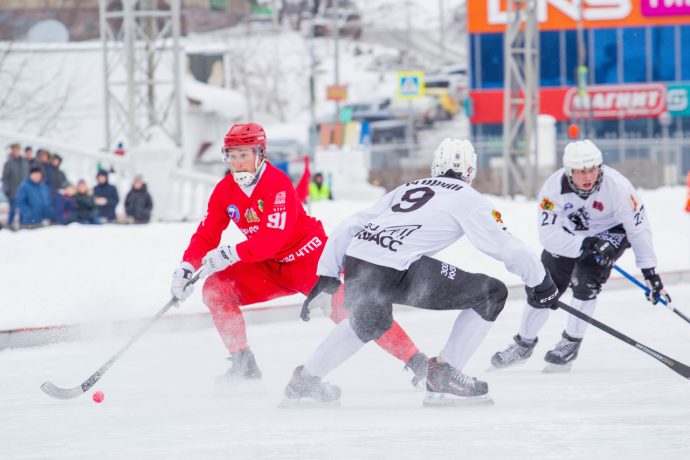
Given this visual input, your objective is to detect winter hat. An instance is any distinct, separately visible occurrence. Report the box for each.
[30,166,43,174]
[97,170,109,179]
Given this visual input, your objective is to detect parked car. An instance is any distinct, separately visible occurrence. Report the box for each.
[425,66,468,101]
[425,87,459,120]
[310,8,362,39]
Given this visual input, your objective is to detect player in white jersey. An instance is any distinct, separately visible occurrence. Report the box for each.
[491,139,672,373]
[281,138,559,406]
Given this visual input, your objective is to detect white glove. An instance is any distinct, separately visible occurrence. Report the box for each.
[171,262,195,301]
[201,244,240,278]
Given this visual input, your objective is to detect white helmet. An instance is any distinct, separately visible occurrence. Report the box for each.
[562,139,603,196]
[430,138,477,183]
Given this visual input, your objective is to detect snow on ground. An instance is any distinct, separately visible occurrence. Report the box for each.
[1,284,689,459]
[1,185,690,458]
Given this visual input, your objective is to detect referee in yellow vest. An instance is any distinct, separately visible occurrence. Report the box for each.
[309,172,332,202]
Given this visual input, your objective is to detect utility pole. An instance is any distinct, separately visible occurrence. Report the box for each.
[405,1,414,158]
[502,0,539,198]
[575,0,590,139]
[439,0,445,64]
[333,0,340,125]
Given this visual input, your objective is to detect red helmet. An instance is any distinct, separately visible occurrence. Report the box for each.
[224,122,267,153]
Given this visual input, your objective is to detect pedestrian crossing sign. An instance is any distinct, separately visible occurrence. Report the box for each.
[396,71,425,99]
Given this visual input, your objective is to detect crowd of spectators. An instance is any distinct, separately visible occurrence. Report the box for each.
[1,142,153,231]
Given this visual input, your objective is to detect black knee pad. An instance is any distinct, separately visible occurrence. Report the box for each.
[570,271,601,300]
[473,278,508,321]
[350,305,393,343]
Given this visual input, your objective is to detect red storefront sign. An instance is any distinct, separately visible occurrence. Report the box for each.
[563,84,666,118]
[469,83,667,124]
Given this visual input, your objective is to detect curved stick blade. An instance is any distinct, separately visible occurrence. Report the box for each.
[40,381,85,400]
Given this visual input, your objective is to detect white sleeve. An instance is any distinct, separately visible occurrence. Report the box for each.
[460,203,546,288]
[537,194,584,259]
[316,190,398,278]
[614,187,656,269]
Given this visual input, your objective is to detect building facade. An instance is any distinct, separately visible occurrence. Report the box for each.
[468,1,690,141]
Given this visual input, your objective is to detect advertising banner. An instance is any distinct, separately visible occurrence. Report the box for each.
[468,0,690,34]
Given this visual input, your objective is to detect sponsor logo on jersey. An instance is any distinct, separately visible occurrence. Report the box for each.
[245,207,260,223]
[226,205,240,223]
[354,223,421,252]
[257,199,264,213]
[540,198,554,211]
[592,200,604,212]
[241,225,260,235]
[564,202,574,211]
[567,207,590,231]
[441,263,456,280]
[274,191,286,205]
[491,209,504,223]
[630,194,638,211]
[277,236,323,263]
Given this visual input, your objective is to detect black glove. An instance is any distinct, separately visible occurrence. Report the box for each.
[529,269,559,310]
[642,268,671,305]
[580,236,616,267]
[300,276,342,322]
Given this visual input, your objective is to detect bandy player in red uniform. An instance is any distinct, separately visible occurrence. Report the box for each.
[170,122,428,385]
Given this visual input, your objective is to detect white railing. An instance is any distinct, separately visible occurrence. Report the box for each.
[169,168,218,220]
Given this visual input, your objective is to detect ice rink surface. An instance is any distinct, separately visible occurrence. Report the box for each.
[2,285,689,459]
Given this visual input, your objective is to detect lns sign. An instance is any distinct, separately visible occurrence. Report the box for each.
[487,0,631,25]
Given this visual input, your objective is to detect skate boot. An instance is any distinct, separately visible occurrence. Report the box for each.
[490,334,538,369]
[423,357,492,406]
[215,347,262,385]
[281,365,341,407]
[404,352,429,389]
[543,331,582,373]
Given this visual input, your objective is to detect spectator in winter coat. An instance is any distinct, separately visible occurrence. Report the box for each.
[24,146,40,170]
[74,179,100,225]
[15,167,52,228]
[36,149,51,175]
[2,143,29,229]
[53,185,77,225]
[93,170,119,222]
[44,154,70,200]
[124,175,153,224]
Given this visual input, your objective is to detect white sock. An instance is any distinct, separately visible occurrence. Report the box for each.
[439,309,492,371]
[304,320,365,378]
[518,303,550,342]
[565,298,597,339]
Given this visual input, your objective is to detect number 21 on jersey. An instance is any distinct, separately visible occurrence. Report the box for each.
[267,211,286,229]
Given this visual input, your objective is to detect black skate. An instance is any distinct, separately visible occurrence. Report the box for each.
[424,358,492,407]
[405,352,429,389]
[490,334,538,370]
[215,348,263,385]
[280,365,341,408]
[543,331,582,373]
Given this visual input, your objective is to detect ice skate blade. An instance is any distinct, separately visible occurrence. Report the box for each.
[542,361,574,373]
[411,377,427,390]
[278,398,341,409]
[487,358,530,373]
[423,391,494,407]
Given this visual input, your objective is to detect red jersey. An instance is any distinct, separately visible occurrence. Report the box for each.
[183,163,325,268]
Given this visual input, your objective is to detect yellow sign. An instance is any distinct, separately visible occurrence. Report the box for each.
[396,71,425,99]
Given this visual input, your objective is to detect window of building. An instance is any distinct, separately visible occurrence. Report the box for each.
[622,27,647,83]
[541,31,561,87]
[479,34,504,89]
[651,26,675,82]
[210,0,227,10]
[593,29,618,84]
[681,26,690,81]
[564,30,588,87]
